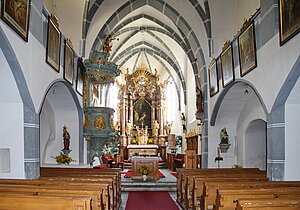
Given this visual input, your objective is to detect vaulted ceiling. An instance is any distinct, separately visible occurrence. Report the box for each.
[43,0,260,108]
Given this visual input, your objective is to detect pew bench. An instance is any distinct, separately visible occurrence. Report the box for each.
[184,172,268,209]
[0,193,93,210]
[215,187,300,210]
[235,197,300,210]
[194,178,269,210]
[176,168,264,207]
[0,185,105,210]
[0,179,113,210]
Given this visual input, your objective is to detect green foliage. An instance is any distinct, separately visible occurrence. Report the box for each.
[233,164,243,168]
[103,140,120,156]
[51,152,74,164]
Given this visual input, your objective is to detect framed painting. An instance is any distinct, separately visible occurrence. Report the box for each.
[238,21,257,77]
[63,39,74,85]
[76,57,84,96]
[208,58,219,97]
[46,15,61,72]
[1,0,31,41]
[133,98,151,128]
[220,41,235,87]
[279,0,300,45]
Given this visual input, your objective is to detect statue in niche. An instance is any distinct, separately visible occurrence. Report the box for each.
[196,87,203,113]
[63,125,70,150]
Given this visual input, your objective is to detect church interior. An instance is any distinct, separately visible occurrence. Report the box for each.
[1,0,300,209]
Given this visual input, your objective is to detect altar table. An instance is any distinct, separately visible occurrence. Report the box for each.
[130,156,162,180]
[127,145,159,156]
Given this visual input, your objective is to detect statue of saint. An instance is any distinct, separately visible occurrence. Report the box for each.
[181,113,186,132]
[220,127,229,144]
[196,87,203,113]
[153,120,159,136]
[126,121,133,136]
[63,125,70,150]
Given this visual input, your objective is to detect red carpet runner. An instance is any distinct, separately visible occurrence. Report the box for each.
[125,191,179,210]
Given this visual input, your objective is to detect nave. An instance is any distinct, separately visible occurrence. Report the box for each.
[1,166,300,209]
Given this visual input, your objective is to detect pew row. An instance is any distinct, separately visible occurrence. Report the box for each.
[0,194,93,210]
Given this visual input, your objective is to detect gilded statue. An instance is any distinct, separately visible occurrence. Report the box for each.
[102,35,117,56]
[153,120,159,136]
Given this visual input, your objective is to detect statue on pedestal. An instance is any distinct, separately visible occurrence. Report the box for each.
[62,125,71,155]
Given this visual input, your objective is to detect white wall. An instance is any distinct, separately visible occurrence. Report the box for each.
[40,82,80,165]
[0,49,25,178]
[244,120,266,170]
[236,92,266,166]
[285,77,300,180]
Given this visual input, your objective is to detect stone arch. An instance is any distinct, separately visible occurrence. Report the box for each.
[39,80,84,165]
[0,27,38,179]
[208,80,267,168]
[268,55,300,180]
[210,79,268,126]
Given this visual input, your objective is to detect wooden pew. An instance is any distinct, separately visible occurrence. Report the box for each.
[194,178,268,210]
[235,197,300,210]
[176,168,264,207]
[40,175,118,209]
[39,167,121,209]
[184,171,267,209]
[0,194,93,210]
[215,187,300,210]
[201,181,300,210]
[0,179,112,210]
[0,185,106,210]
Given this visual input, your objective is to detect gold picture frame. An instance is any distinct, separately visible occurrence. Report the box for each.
[221,41,235,87]
[208,58,219,97]
[46,15,61,72]
[63,39,74,85]
[238,20,257,77]
[279,0,300,45]
[76,57,84,96]
[1,0,31,41]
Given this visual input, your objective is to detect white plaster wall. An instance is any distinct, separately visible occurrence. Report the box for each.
[236,93,266,167]
[285,77,300,180]
[244,120,266,170]
[41,83,80,165]
[0,18,82,115]
[0,49,25,178]
[210,0,259,57]
[40,98,56,165]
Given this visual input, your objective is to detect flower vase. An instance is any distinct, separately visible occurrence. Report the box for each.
[142,174,147,181]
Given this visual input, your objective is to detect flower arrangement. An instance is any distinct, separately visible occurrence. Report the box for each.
[233,164,243,168]
[148,138,154,144]
[51,152,74,164]
[131,137,137,144]
[139,166,151,175]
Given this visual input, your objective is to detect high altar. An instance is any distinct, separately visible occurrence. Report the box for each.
[117,68,168,160]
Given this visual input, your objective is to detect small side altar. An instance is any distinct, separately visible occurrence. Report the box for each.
[130,156,162,180]
[127,145,159,156]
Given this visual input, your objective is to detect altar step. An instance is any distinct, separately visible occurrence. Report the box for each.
[121,180,177,192]
[124,162,168,169]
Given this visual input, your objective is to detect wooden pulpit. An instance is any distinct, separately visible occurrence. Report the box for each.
[185,149,197,168]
